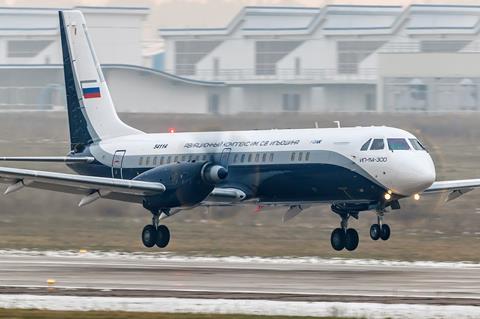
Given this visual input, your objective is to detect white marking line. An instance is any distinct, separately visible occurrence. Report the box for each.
[0,295,479,319]
[2,285,479,300]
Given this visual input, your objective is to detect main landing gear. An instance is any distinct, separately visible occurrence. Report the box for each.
[330,206,359,251]
[329,205,393,251]
[369,214,391,241]
[141,211,171,249]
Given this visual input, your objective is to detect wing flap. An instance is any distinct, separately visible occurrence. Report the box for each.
[423,179,480,202]
[0,167,165,203]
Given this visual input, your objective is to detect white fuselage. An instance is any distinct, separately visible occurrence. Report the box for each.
[86,126,436,199]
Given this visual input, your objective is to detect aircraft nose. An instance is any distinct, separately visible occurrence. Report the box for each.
[409,154,436,193]
[390,153,436,196]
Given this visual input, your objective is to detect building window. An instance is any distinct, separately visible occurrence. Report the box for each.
[255,41,302,75]
[208,94,220,114]
[282,93,301,111]
[175,40,221,76]
[213,57,220,77]
[420,40,469,53]
[295,57,301,76]
[337,41,384,74]
[7,40,53,58]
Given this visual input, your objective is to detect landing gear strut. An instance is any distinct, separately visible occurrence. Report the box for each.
[330,206,359,251]
[141,210,171,249]
[370,214,391,241]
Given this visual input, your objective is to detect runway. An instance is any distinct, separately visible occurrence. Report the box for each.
[0,250,479,306]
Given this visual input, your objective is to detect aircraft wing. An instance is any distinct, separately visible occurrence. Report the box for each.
[0,167,166,205]
[423,179,480,201]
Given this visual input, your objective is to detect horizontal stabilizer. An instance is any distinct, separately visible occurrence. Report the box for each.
[0,157,95,163]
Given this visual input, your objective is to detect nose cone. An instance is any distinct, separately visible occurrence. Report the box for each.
[395,154,436,196]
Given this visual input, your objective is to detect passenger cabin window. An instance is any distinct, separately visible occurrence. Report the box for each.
[145,157,150,166]
[361,138,372,151]
[305,152,310,161]
[370,139,385,150]
[409,139,427,151]
[241,154,246,163]
[255,153,260,162]
[153,157,157,166]
[291,152,296,161]
[262,153,267,162]
[139,157,144,166]
[160,156,164,165]
[298,152,303,161]
[388,138,410,151]
[269,153,274,162]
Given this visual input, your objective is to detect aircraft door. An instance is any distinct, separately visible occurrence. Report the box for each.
[112,150,126,179]
[220,148,232,169]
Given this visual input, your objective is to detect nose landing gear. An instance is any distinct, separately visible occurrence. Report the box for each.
[141,210,171,249]
[370,214,391,241]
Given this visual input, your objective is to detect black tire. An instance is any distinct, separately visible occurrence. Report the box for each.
[156,225,171,248]
[381,224,391,241]
[142,225,157,248]
[345,229,359,251]
[370,224,381,241]
[330,228,346,251]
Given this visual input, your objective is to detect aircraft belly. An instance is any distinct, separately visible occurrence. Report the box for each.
[228,163,386,203]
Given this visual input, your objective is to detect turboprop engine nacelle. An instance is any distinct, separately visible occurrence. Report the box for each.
[201,164,228,184]
[134,161,228,209]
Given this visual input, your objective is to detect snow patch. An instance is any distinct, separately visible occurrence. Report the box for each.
[0,249,478,269]
[0,295,479,319]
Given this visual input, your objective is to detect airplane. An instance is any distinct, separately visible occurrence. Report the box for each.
[0,10,479,252]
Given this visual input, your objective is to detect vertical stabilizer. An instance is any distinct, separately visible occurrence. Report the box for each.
[59,11,143,152]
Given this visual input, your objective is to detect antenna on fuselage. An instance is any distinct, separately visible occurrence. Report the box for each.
[333,121,341,128]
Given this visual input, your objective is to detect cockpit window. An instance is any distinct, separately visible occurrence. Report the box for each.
[370,139,385,150]
[360,138,372,151]
[388,138,410,151]
[409,138,427,151]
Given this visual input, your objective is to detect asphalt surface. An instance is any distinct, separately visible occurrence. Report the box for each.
[0,252,479,306]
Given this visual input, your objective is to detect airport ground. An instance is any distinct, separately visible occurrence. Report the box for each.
[1,111,480,318]
[0,310,331,319]
[0,111,479,261]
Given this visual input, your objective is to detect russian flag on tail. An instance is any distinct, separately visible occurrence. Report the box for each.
[81,80,101,99]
